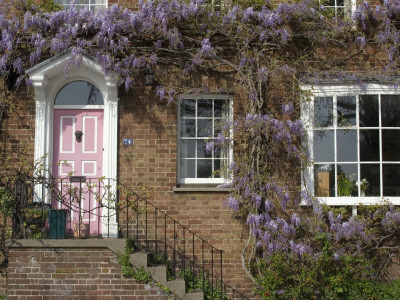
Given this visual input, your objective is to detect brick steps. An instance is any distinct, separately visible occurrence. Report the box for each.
[130,252,204,300]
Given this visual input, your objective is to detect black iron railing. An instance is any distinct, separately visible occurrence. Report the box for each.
[10,177,249,299]
[122,193,249,299]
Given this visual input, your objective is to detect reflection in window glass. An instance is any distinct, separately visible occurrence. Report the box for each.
[181,100,195,117]
[382,95,400,127]
[337,130,357,162]
[181,119,195,137]
[180,140,196,158]
[360,164,380,196]
[55,81,103,105]
[383,164,400,196]
[360,95,379,127]
[180,160,195,178]
[337,96,356,126]
[314,97,333,127]
[360,129,380,161]
[179,97,231,181]
[313,130,334,162]
[382,130,400,161]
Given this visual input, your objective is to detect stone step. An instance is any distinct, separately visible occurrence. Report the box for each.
[130,252,204,300]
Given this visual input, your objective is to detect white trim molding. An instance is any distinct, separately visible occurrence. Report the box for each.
[26,51,119,238]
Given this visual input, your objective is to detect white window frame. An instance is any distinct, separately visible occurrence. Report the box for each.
[319,0,356,19]
[177,94,233,185]
[55,0,108,11]
[302,83,400,205]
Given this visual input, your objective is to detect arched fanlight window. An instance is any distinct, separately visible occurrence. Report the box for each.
[54,81,104,105]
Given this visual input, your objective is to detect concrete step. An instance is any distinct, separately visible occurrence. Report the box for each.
[147,266,167,282]
[129,252,204,300]
[184,292,204,300]
[129,252,148,268]
[164,279,186,298]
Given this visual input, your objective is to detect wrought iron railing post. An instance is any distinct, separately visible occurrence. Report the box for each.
[173,220,176,277]
[88,179,91,236]
[202,240,205,292]
[164,213,167,261]
[192,233,195,288]
[183,229,186,282]
[145,202,148,252]
[98,179,101,237]
[126,197,129,238]
[212,247,214,300]
[155,209,158,254]
[220,250,223,300]
[136,197,139,247]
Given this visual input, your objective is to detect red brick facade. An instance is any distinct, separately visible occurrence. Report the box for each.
[4,248,169,299]
[0,0,396,299]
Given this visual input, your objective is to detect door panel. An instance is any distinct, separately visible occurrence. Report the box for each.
[53,109,104,236]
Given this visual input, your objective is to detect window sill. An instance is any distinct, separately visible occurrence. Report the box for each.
[310,196,400,206]
[173,186,231,193]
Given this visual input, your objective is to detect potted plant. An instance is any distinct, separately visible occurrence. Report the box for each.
[360,178,369,197]
[337,174,356,197]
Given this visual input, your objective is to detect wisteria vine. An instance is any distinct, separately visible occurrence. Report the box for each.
[3,0,400,296]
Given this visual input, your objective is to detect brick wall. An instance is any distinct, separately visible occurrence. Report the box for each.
[117,86,255,298]
[5,248,168,299]
[0,86,35,171]
[0,267,6,296]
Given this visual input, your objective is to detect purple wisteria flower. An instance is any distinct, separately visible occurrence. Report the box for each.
[200,38,215,57]
[282,102,294,115]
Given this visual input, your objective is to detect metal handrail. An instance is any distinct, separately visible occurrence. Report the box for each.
[10,177,249,299]
[123,194,249,299]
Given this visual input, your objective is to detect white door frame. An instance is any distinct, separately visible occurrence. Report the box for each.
[26,51,119,237]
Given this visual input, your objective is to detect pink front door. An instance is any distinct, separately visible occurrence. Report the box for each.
[53,109,104,236]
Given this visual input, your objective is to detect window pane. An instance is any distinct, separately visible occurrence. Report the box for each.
[359,95,379,127]
[323,0,335,6]
[383,164,400,196]
[337,129,357,162]
[197,140,212,158]
[360,164,380,196]
[198,99,212,117]
[314,164,335,197]
[197,160,212,178]
[381,95,400,127]
[336,7,344,18]
[337,164,358,197]
[181,119,195,137]
[214,160,221,178]
[198,119,212,137]
[55,81,103,105]
[337,96,356,126]
[313,130,334,162]
[180,140,195,158]
[360,129,379,161]
[214,100,229,118]
[314,97,333,127]
[382,130,400,161]
[180,160,195,178]
[181,99,195,117]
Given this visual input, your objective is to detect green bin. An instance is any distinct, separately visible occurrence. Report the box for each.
[49,209,67,239]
